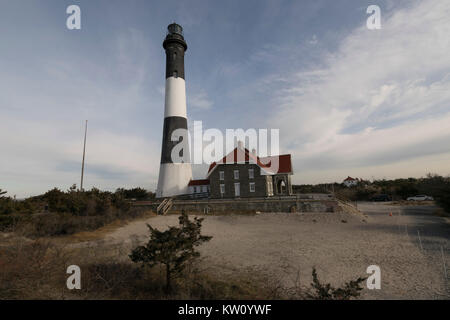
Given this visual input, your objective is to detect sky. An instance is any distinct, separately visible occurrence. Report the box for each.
[1,0,449,198]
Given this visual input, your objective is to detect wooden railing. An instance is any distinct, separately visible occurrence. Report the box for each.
[157,197,173,215]
[333,191,358,209]
[175,192,210,200]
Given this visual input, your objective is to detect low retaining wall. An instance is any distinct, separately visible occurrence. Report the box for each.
[133,196,341,214]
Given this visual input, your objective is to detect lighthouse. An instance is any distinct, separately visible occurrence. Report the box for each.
[156,23,192,198]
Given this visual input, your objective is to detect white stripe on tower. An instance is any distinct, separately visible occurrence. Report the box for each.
[164,77,187,118]
[156,23,192,198]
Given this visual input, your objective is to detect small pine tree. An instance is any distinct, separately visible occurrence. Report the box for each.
[306,268,366,300]
[129,212,212,292]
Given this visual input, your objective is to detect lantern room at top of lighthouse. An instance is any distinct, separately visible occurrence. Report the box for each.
[163,23,187,51]
[168,23,183,36]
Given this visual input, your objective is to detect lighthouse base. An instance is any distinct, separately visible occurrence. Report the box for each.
[156,163,192,198]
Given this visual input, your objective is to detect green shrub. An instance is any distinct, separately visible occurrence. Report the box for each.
[306,268,366,300]
[0,214,23,231]
[130,212,212,292]
[115,187,155,200]
[0,187,152,237]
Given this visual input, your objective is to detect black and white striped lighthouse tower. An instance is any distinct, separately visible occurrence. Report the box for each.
[156,23,192,198]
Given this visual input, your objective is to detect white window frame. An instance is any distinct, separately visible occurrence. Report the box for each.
[220,184,225,195]
[234,169,239,180]
[219,171,224,180]
[249,182,255,193]
[267,180,273,196]
[234,182,240,197]
[249,168,254,179]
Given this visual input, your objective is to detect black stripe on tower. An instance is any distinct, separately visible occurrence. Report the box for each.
[163,23,187,80]
[160,116,190,164]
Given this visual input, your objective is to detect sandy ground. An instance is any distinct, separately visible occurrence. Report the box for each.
[97,202,450,299]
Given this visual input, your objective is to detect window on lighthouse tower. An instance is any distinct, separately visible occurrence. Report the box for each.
[173,70,178,78]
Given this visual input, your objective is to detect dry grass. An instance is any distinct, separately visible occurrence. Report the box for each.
[0,237,69,299]
[63,219,130,243]
[337,201,369,220]
[0,236,274,300]
[7,208,155,240]
[61,210,156,243]
[71,262,274,300]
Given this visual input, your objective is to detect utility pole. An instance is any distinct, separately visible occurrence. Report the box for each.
[80,120,88,191]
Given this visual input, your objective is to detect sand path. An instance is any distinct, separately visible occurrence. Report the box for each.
[99,202,450,299]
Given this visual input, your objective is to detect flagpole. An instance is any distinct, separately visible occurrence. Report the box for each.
[80,120,88,191]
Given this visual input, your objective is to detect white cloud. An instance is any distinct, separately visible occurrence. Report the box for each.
[188,90,213,110]
[308,35,318,45]
[2,0,450,197]
[0,28,163,197]
[0,115,160,198]
[270,0,450,182]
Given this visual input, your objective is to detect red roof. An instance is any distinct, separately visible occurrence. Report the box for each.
[344,176,356,181]
[188,179,210,186]
[207,147,292,176]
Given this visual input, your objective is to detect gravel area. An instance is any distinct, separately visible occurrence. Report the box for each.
[103,202,450,299]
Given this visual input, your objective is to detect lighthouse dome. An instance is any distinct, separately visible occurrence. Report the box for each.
[167,23,183,36]
[163,23,187,51]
